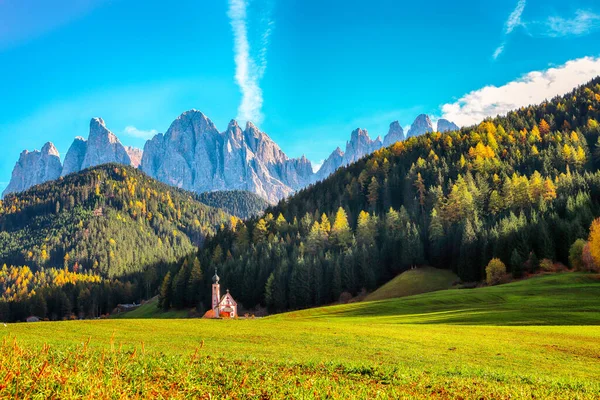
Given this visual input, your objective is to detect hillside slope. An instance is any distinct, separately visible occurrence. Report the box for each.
[0,164,230,277]
[281,273,600,325]
[364,267,458,301]
[111,297,188,319]
[196,190,268,219]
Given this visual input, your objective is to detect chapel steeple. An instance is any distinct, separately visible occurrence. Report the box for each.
[212,267,220,284]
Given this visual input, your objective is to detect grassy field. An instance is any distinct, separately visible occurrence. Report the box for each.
[288,272,600,325]
[111,297,189,319]
[1,273,600,398]
[364,266,459,301]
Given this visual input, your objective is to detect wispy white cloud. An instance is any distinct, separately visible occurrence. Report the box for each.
[227,0,273,126]
[492,44,505,60]
[493,0,526,60]
[494,3,600,59]
[441,56,600,127]
[505,0,526,34]
[123,126,158,140]
[540,10,600,37]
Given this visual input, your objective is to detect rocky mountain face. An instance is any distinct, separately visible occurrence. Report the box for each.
[81,118,132,170]
[140,110,313,203]
[383,121,405,147]
[2,142,62,197]
[317,121,409,181]
[125,147,143,168]
[62,118,140,177]
[315,147,344,181]
[4,119,142,196]
[407,114,434,137]
[61,137,87,177]
[342,128,382,166]
[315,129,382,182]
[437,119,460,133]
[4,110,458,202]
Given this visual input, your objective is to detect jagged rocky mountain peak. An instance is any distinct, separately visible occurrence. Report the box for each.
[383,120,405,147]
[91,117,105,127]
[173,109,219,133]
[389,120,402,131]
[82,117,131,170]
[407,114,434,137]
[7,110,453,202]
[350,127,369,140]
[2,142,62,197]
[41,142,60,156]
[437,118,460,133]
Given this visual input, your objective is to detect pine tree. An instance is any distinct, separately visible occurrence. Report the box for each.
[528,252,540,273]
[428,208,444,267]
[186,258,203,308]
[367,177,380,210]
[510,249,524,278]
[264,272,276,310]
[158,271,172,311]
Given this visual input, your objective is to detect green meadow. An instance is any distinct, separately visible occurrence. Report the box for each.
[1,273,600,399]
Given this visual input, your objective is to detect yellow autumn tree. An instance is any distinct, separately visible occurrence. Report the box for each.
[587,218,600,266]
[543,178,557,202]
[331,207,352,248]
[539,119,551,136]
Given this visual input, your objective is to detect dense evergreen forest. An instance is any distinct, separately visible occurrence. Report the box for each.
[159,77,600,313]
[0,164,235,321]
[196,190,269,219]
[0,264,143,322]
[0,164,230,277]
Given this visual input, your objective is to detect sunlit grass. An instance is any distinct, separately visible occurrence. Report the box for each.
[1,273,599,398]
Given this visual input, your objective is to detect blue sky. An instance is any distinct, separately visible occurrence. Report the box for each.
[1,0,600,192]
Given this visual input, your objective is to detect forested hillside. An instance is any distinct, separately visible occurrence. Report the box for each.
[0,164,230,277]
[0,264,141,322]
[196,190,268,219]
[160,77,600,313]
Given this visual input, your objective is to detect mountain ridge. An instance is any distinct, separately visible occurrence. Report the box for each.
[3,111,459,201]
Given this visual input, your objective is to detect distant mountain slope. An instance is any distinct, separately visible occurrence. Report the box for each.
[196,190,269,219]
[0,164,229,277]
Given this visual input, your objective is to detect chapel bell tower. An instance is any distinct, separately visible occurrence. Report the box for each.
[212,267,221,317]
